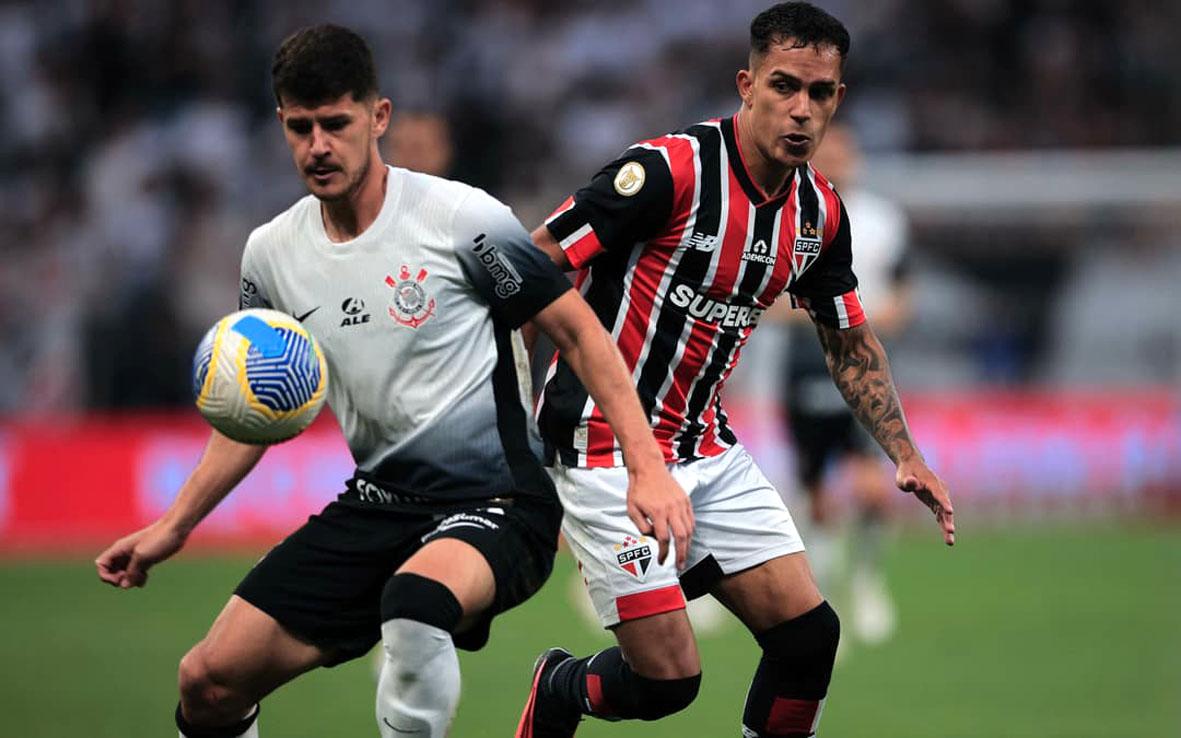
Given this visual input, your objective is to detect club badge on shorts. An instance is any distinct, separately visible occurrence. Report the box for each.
[385,265,437,329]
[613,535,654,581]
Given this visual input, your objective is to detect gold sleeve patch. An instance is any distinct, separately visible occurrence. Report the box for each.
[613,161,646,197]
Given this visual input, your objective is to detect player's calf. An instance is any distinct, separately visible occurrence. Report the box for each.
[741,601,840,738]
[377,573,464,738]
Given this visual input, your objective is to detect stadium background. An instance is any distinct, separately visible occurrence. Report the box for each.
[0,1,1178,736]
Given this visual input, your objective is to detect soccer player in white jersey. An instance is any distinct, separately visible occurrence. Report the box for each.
[516,4,954,738]
[94,25,691,738]
[780,124,913,645]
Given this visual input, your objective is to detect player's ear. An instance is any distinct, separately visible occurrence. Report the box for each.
[736,68,754,107]
[372,97,392,138]
[275,106,284,125]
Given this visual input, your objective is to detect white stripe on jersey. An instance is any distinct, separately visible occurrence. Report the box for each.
[627,134,704,442]
[559,223,594,250]
[834,294,850,328]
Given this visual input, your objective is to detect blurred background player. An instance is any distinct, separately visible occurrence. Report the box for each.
[778,122,912,645]
[382,109,454,178]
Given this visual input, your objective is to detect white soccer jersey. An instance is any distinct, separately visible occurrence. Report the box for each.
[239,165,571,503]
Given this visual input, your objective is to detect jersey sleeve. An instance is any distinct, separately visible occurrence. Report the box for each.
[239,236,274,310]
[453,190,572,329]
[786,198,866,329]
[544,146,674,269]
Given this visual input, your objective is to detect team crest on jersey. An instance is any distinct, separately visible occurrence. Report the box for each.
[613,161,646,197]
[792,220,823,276]
[613,535,654,581]
[385,266,436,329]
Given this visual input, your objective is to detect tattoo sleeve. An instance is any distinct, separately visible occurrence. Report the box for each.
[814,321,918,464]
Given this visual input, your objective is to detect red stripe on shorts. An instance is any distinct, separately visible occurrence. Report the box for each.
[614,585,686,622]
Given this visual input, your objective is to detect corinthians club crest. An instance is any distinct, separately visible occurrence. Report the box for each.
[385,265,436,329]
[614,535,654,581]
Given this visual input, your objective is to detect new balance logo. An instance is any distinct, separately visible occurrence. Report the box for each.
[685,231,719,252]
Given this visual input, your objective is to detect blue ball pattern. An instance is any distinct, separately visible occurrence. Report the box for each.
[192,326,215,399]
[244,327,322,412]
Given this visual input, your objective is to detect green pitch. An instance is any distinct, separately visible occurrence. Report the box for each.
[1,524,1178,737]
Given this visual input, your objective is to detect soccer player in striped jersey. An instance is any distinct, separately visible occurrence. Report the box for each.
[516,4,954,737]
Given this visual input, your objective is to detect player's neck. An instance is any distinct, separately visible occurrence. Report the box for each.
[734,109,793,200]
[320,158,388,242]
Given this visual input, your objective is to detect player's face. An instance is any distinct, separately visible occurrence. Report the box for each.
[277,93,390,202]
[737,41,846,169]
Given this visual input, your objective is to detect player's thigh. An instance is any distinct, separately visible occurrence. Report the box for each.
[182,594,331,698]
[679,444,806,599]
[613,608,700,679]
[397,496,561,648]
[397,538,496,632]
[553,462,700,675]
[710,552,823,633]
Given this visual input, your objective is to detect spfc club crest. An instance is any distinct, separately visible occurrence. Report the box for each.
[614,535,654,581]
[791,220,823,277]
[385,266,436,329]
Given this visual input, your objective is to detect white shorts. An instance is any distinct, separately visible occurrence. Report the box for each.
[550,443,805,628]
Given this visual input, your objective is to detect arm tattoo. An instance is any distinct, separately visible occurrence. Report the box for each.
[814,322,917,464]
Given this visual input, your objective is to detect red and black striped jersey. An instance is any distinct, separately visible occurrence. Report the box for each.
[538,115,866,468]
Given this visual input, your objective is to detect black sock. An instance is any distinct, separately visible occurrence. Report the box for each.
[175,703,259,738]
[543,646,700,721]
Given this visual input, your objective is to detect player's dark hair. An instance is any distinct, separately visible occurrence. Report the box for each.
[272,24,378,106]
[750,2,850,64]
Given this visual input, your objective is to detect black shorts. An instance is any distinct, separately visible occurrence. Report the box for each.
[788,411,876,488]
[234,494,562,666]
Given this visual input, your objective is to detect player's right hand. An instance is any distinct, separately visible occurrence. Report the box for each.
[626,467,694,571]
[95,521,186,589]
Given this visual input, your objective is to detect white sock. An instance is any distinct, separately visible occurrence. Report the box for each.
[377,618,461,737]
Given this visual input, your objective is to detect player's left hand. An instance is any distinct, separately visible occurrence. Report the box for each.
[895,457,955,546]
[626,466,694,570]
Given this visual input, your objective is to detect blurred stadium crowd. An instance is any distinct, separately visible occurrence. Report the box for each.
[1,0,1179,413]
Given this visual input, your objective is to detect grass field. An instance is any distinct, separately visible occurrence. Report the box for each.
[2,523,1178,737]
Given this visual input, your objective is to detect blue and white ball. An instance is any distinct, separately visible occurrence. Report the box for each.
[192,308,329,444]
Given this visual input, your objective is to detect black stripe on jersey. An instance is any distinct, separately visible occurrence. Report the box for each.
[795,167,822,248]
[632,124,724,422]
[491,324,554,497]
[675,204,779,459]
[539,247,633,466]
[721,117,791,207]
[713,395,738,446]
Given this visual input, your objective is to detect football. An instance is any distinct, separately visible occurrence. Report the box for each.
[192,308,329,444]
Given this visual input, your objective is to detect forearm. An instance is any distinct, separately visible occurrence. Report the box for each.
[161,430,266,536]
[533,292,664,473]
[559,327,665,471]
[815,321,919,464]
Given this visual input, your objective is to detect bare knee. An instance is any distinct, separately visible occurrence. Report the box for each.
[178,645,254,725]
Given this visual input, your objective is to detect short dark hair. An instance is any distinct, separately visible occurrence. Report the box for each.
[271,24,378,106]
[750,2,850,64]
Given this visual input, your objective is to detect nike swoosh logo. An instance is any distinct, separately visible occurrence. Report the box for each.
[294,306,320,322]
[382,717,422,734]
